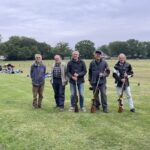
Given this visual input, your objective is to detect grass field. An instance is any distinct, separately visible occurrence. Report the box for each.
[0,59,150,150]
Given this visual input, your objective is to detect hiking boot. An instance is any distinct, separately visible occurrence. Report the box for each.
[32,100,38,108]
[33,105,38,109]
[69,106,74,112]
[103,109,108,113]
[130,108,135,112]
[38,105,42,108]
[59,108,64,112]
[81,107,86,112]
[96,107,100,111]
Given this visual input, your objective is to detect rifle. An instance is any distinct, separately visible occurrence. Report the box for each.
[74,80,79,112]
[118,77,125,113]
[91,74,101,113]
[90,68,110,113]
[118,73,132,113]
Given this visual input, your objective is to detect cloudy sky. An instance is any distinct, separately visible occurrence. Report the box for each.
[0,0,150,48]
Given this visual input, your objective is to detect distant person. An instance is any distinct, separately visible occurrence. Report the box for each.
[7,64,14,74]
[30,54,46,108]
[67,50,87,112]
[88,50,110,113]
[50,55,68,112]
[113,53,135,112]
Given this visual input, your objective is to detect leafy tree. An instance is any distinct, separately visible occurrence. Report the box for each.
[0,36,53,60]
[144,42,150,58]
[97,45,110,55]
[53,42,72,59]
[37,42,53,59]
[108,41,128,56]
[75,40,96,59]
[0,34,2,43]
[126,39,140,58]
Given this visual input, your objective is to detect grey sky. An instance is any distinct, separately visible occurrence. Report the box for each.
[0,0,150,48]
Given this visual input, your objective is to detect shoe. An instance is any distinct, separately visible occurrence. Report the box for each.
[130,108,135,112]
[32,101,38,108]
[32,104,38,109]
[59,108,64,112]
[103,110,108,113]
[54,105,59,109]
[81,107,86,112]
[96,107,100,111]
[38,105,41,108]
[69,107,74,112]
[33,105,38,109]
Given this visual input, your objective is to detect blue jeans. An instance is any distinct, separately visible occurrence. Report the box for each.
[70,83,84,108]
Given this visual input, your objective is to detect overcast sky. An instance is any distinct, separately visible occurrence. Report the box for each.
[0,0,150,48]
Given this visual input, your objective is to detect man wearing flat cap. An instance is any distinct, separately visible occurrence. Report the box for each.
[88,50,110,113]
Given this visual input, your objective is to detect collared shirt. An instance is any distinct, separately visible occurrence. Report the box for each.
[53,63,61,78]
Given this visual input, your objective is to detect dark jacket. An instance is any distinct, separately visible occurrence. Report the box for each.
[112,61,133,87]
[67,59,87,84]
[30,62,46,86]
[88,59,110,85]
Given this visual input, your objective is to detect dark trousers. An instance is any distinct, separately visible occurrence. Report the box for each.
[32,85,44,108]
[92,83,107,111]
[52,78,65,108]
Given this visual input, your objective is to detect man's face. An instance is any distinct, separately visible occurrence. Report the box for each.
[54,55,61,64]
[35,56,42,63]
[95,53,102,60]
[119,56,126,64]
[72,52,79,60]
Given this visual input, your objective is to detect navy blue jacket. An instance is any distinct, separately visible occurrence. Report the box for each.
[67,59,87,84]
[88,59,110,85]
[30,62,46,86]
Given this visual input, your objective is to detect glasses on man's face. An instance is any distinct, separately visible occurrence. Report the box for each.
[36,57,41,58]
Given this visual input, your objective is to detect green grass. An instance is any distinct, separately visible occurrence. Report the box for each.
[0,59,150,150]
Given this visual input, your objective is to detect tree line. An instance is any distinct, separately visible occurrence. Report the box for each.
[98,39,150,58]
[0,34,150,60]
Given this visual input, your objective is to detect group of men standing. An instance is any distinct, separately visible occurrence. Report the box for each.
[30,50,135,113]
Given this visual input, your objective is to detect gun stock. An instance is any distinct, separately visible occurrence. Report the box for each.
[74,81,79,113]
[90,75,101,113]
[118,79,125,113]
[91,92,98,113]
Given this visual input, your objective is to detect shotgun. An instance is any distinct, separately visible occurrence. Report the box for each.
[118,74,132,113]
[118,77,125,113]
[91,74,101,113]
[90,68,110,113]
[74,80,79,112]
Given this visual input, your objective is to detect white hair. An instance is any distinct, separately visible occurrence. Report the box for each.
[35,54,42,58]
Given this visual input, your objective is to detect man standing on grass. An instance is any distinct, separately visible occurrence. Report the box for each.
[113,53,135,112]
[30,54,46,108]
[50,55,68,112]
[67,50,87,112]
[88,50,110,113]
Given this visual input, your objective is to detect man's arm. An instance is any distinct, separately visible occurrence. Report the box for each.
[67,62,72,79]
[30,65,33,79]
[127,64,134,77]
[112,66,121,81]
[88,62,92,82]
[44,65,46,74]
[78,61,87,77]
[104,62,110,77]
